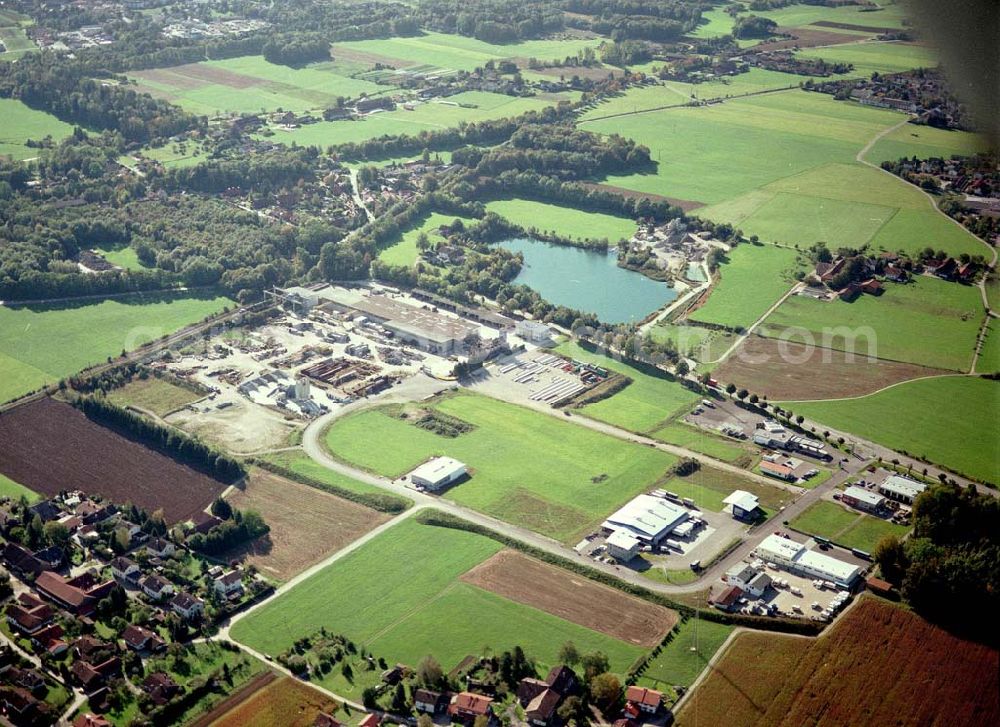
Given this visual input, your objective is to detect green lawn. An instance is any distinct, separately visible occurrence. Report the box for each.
[651,422,751,464]
[977,317,1000,375]
[260,91,559,149]
[555,341,700,434]
[789,500,908,552]
[0,98,75,160]
[646,324,737,364]
[662,464,792,514]
[864,124,987,166]
[0,473,40,503]
[324,392,676,542]
[333,32,602,73]
[753,2,908,30]
[230,518,645,674]
[690,244,803,331]
[485,199,637,242]
[106,376,201,417]
[868,207,988,259]
[0,292,232,404]
[378,211,476,267]
[763,276,983,371]
[92,243,151,271]
[787,376,999,484]
[258,450,406,503]
[637,618,734,698]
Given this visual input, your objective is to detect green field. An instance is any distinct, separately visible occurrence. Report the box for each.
[0,473,40,503]
[230,517,645,673]
[0,293,231,404]
[106,376,201,417]
[651,422,751,464]
[378,211,476,267]
[864,124,987,166]
[130,56,385,115]
[753,2,907,31]
[690,244,803,330]
[333,32,602,73]
[257,450,409,504]
[787,376,999,484]
[260,91,558,149]
[485,199,637,242]
[763,276,983,371]
[0,99,75,161]
[323,392,676,542]
[0,9,35,59]
[977,317,1000,374]
[789,500,908,552]
[555,341,700,433]
[659,464,791,514]
[796,41,938,77]
[647,324,737,364]
[636,618,734,698]
[92,243,151,271]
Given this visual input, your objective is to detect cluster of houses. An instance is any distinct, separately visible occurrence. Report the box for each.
[0,492,260,721]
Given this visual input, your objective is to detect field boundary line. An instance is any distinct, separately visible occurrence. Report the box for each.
[577,85,799,124]
[777,371,973,404]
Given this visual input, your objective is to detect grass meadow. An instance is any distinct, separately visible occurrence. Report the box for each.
[554,341,700,433]
[106,377,201,417]
[0,473,40,503]
[0,99,75,161]
[787,375,999,484]
[323,392,676,542]
[689,244,803,330]
[378,211,476,267]
[484,199,637,242]
[637,618,734,699]
[789,500,908,552]
[0,293,231,404]
[864,124,987,166]
[763,276,983,371]
[257,450,406,503]
[796,41,939,77]
[230,517,645,673]
[650,422,751,464]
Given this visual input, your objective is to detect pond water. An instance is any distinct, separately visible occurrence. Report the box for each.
[496,237,677,324]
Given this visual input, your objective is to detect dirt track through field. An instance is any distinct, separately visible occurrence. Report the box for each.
[460,549,677,647]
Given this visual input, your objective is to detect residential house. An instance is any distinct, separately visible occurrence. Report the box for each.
[75,501,116,526]
[546,666,578,696]
[625,686,662,715]
[71,657,120,694]
[358,714,380,727]
[6,666,46,695]
[121,625,166,653]
[6,594,53,635]
[860,278,883,295]
[143,672,181,705]
[146,538,175,559]
[32,546,63,571]
[212,570,244,599]
[0,686,42,723]
[110,556,140,584]
[517,678,550,706]
[525,689,560,727]
[414,688,445,714]
[1,542,44,578]
[139,574,175,601]
[448,692,494,724]
[709,584,744,612]
[73,714,113,727]
[28,500,61,523]
[30,623,67,656]
[170,592,205,621]
[34,571,115,616]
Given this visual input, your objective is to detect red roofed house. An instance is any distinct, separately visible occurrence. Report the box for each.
[121,625,166,653]
[449,692,495,724]
[759,460,796,482]
[74,714,112,727]
[710,584,744,612]
[625,686,662,715]
[358,713,380,727]
[314,713,344,727]
[860,278,883,295]
[525,688,561,726]
[34,571,115,616]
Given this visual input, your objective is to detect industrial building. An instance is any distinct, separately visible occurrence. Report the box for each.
[878,475,927,505]
[605,530,641,561]
[760,460,797,481]
[841,485,885,513]
[754,534,862,588]
[725,563,771,598]
[408,457,468,491]
[602,495,690,545]
[723,490,761,520]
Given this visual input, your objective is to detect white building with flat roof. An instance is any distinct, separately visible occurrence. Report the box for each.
[603,495,689,545]
[755,533,862,588]
[409,457,467,490]
[605,530,641,561]
[842,485,885,513]
[878,476,927,505]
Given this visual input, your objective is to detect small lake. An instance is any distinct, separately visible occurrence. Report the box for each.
[496,237,677,324]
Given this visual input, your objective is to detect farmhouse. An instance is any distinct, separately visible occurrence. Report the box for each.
[448,692,494,724]
[34,571,115,616]
[408,457,468,491]
[602,495,690,545]
[759,460,797,482]
[525,689,561,726]
[723,490,761,520]
[841,486,885,513]
[414,689,446,714]
[625,685,662,715]
[755,534,862,588]
[605,529,641,561]
[878,475,926,505]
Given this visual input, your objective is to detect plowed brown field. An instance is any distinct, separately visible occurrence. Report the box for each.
[461,549,677,647]
[0,397,225,523]
[676,598,999,727]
